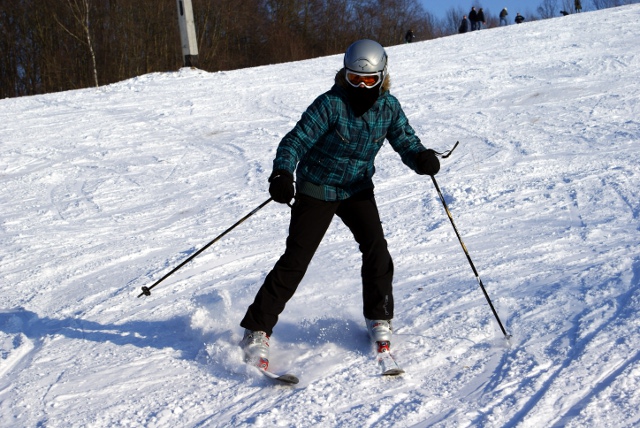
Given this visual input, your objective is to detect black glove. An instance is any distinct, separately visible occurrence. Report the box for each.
[268,170,294,204]
[416,149,440,176]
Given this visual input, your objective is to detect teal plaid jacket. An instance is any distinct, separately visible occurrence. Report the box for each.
[273,73,427,201]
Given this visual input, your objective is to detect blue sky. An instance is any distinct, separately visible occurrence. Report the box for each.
[419,0,583,21]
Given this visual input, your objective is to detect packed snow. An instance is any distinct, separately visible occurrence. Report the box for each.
[1,5,640,427]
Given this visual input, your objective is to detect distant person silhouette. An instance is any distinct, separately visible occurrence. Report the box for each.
[500,8,509,26]
[477,8,486,30]
[405,29,415,43]
[469,7,478,31]
[459,15,470,34]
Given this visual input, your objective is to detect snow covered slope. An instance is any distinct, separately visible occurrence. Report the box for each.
[1,4,639,427]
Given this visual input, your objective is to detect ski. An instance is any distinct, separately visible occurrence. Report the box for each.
[248,357,299,385]
[260,368,299,385]
[376,341,405,376]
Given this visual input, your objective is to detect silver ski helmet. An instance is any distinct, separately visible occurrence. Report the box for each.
[343,39,388,89]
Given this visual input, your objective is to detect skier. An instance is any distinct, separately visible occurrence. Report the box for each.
[239,39,440,372]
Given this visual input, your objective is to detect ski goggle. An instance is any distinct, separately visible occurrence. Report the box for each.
[345,69,382,89]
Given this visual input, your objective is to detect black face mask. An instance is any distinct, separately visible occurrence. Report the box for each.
[345,84,381,117]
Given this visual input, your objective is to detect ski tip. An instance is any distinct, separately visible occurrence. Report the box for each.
[275,373,300,385]
[382,368,405,376]
[260,369,299,385]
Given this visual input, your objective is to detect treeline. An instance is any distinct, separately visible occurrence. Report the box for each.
[1,0,638,99]
[2,0,180,98]
[0,0,442,99]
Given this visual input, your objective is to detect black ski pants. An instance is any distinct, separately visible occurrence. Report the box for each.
[240,190,394,336]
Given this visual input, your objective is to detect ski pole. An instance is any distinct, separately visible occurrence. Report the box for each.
[137,197,273,298]
[430,175,511,339]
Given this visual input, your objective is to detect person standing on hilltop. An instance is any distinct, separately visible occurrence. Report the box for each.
[405,29,415,43]
[477,8,486,30]
[459,15,471,33]
[500,8,509,26]
[469,7,479,31]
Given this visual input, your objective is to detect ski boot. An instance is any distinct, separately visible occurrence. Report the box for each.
[240,329,270,370]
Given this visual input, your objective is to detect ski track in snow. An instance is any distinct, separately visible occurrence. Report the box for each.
[1,5,640,427]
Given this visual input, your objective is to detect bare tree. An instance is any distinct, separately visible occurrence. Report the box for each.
[444,6,467,34]
[592,0,640,9]
[538,0,559,18]
[55,0,99,87]
[560,0,574,13]
[0,0,484,98]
